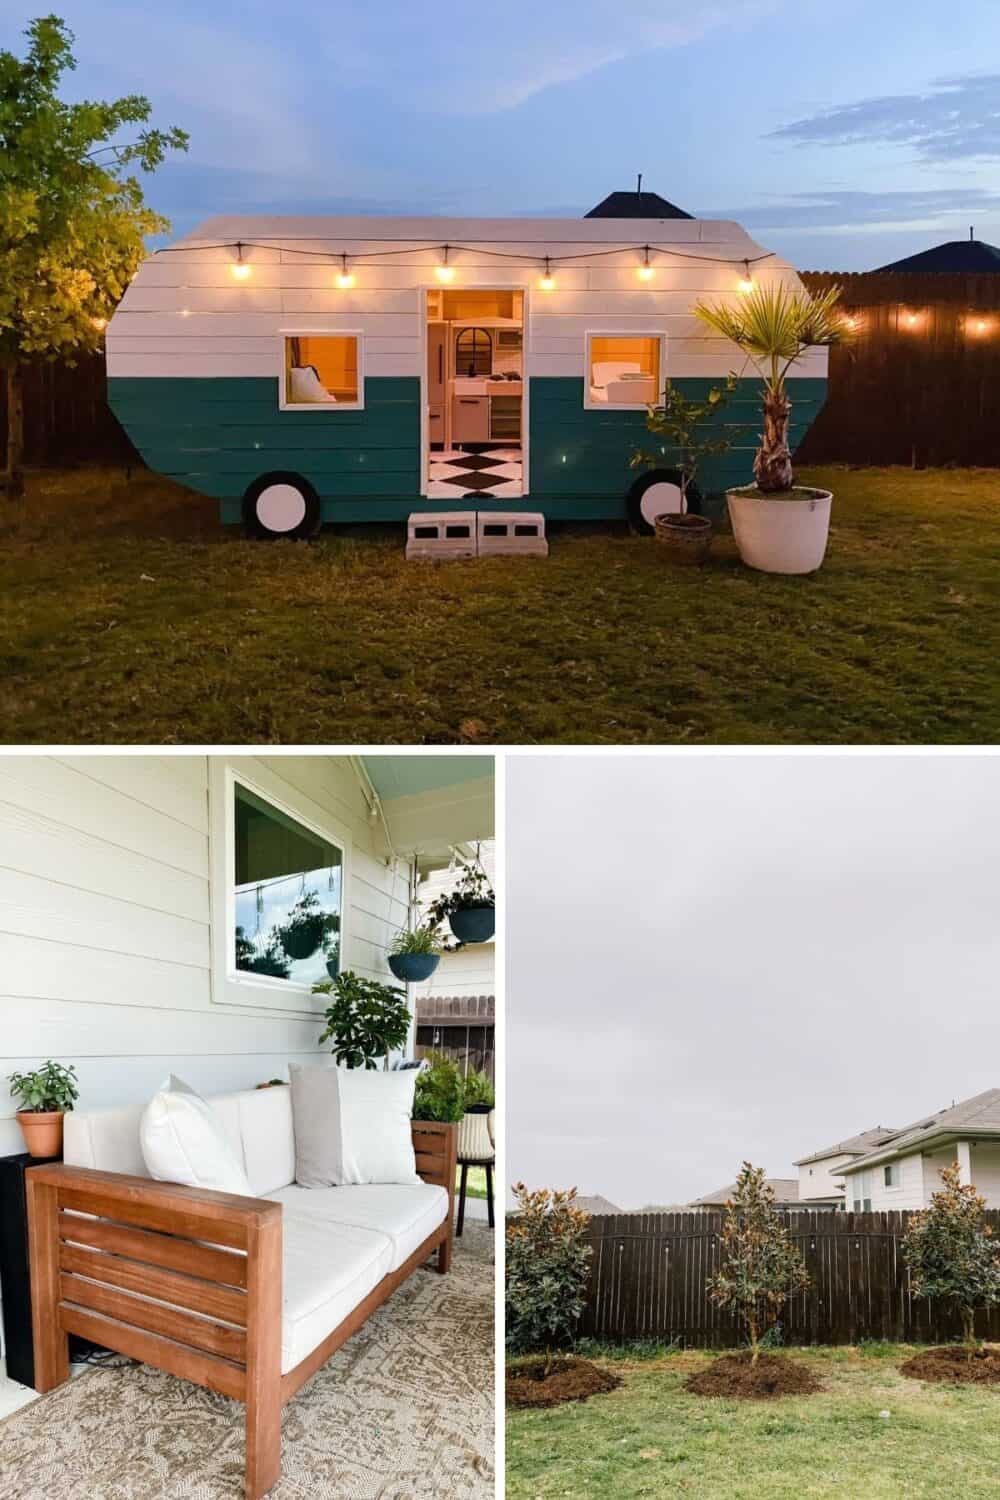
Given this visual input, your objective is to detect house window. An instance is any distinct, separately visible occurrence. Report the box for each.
[233,781,343,988]
[851,1171,873,1212]
[884,1163,900,1188]
[585,333,663,409]
[280,333,363,410]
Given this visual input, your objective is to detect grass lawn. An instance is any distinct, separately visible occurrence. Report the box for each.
[506,1344,1000,1499]
[458,1164,489,1200]
[1,465,997,744]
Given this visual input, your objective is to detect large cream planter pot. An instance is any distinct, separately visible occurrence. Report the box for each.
[727,488,833,575]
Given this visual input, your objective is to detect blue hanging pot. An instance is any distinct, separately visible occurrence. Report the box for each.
[449,903,495,944]
[388,952,441,983]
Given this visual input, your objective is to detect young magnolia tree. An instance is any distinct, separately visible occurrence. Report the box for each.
[0,15,187,496]
[707,1162,810,1364]
[693,283,851,493]
[506,1184,592,1369]
[903,1160,1000,1355]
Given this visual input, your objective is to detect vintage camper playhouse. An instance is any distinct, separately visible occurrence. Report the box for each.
[106,190,828,539]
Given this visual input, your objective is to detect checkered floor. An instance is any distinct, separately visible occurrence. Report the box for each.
[427,448,522,498]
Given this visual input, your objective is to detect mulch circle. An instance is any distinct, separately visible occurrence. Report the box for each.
[901,1345,1000,1386]
[684,1351,822,1401]
[506,1355,622,1409]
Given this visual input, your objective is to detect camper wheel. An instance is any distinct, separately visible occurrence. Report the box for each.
[243,473,322,540]
[627,469,701,535]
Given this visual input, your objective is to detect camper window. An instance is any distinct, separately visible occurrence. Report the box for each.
[280,332,363,410]
[585,333,663,410]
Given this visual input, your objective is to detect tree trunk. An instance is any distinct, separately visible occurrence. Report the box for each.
[3,362,25,500]
[963,1308,976,1359]
[753,385,793,494]
[748,1317,760,1367]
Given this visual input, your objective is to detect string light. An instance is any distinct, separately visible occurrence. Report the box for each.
[539,256,556,292]
[435,245,456,283]
[637,246,655,282]
[737,259,755,295]
[968,315,991,338]
[90,316,107,331]
[230,242,251,281]
[335,253,355,289]
[903,309,922,329]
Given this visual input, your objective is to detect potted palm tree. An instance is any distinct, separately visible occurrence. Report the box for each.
[387,923,443,983]
[693,283,852,574]
[8,1060,79,1157]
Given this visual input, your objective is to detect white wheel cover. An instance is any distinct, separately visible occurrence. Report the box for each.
[256,483,307,532]
[640,480,684,525]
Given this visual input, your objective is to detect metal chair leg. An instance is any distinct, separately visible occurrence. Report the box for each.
[457,1161,469,1237]
[485,1161,495,1229]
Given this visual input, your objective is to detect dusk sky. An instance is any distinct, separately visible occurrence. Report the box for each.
[6,1,1000,268]
[507,755,1000,1208]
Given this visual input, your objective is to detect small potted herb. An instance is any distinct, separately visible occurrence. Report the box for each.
[312,970,411,1069]
[427,857,495,945]
[412,1052,466,1123]
[8,1061,80,1158]
[279,891,336,962]
[388,924,443,984]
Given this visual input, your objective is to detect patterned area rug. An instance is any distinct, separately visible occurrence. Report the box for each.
[427,449,522,498]
[0,1226,494,1500]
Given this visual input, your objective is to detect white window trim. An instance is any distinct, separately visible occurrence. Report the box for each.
[210,759,351,1015]
[583,329,667,412]
[278,328,365,412]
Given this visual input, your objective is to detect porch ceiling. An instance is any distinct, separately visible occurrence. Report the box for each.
[360,755,494,860]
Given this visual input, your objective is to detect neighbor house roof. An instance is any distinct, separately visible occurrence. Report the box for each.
[875,239,1000,273]
[794,1127,899,1167]
[837,1089,1000,1175]
[693,1179,799,1207]
[575,1195,621,1215]
[585,190,693,221]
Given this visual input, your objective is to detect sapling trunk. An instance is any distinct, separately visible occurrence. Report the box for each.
[963,1308,976,1359]
[3,362,25,500]
[753,385,794,494]
[748,1317,760,1367]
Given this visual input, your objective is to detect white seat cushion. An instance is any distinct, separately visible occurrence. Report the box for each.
[280,1216,392,1374]
[274,1182,448,1273]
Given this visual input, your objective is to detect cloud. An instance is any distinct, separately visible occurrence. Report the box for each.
[772,74,1000,161]
[702,187,1000,233]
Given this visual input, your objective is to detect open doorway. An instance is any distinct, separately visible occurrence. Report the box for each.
[425,288,524,499]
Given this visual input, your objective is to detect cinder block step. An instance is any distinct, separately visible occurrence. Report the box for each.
[476,512,548,557]
[406,512,477,561]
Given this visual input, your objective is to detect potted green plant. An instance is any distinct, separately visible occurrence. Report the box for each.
[459,1068,496,1160]
[630,373,742,559]
[312,970,411,1069]
[8,1060,79,1158]
[427,858,495,945]
[387,923,443,984]
[279,891,335,961]
[693,283,853,574]
[412,1052,466,1123]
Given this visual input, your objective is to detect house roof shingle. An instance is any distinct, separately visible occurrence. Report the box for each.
[837,1089,1000,1175]
[575,1195,621,1215]
[794,1127,899,1166]
[875,239,1000,273]
[693,1178,799,1206]
[585,190,693,221]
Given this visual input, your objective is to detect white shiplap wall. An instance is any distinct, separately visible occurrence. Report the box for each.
[107,214,826,384]
[0,754,409,1158]
[411,847,495,1002]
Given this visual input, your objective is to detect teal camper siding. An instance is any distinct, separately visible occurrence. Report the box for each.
[109,372,828,525]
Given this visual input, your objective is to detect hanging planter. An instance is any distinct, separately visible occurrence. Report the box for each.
[426,850,495,948]
[387,924,443,983]
[278,892,333,962]
[449,903,495,944]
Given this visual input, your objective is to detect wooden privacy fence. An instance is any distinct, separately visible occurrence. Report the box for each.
[0,355,136,467]
[580,1210,1000,1347]
[797,270,1000,467]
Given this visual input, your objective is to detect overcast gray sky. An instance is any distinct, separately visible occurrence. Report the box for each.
[507,754,1000,1209]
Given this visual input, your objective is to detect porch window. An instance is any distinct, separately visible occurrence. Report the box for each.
[585,333,663,409]
[233,781,343,988]
[280,332,363,410]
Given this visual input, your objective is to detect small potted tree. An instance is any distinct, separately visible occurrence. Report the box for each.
[8,1060,80,1158]
[902,1161,1000,1372]
[427,858,495,945]
[387,923,443,984]
[312,970,411,1069]
[693,283,852,574]
[630,373,742,562]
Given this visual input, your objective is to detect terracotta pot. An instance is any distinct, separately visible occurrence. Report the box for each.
[16,1110,65,1159]
[727,486,833,574]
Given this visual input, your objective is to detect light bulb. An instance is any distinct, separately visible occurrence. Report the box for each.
[637,264,655,282]
[336,272,356,289]
[738,276,755,295]
[539,274,556,291]
[90,316,107,331]
[231,262,251,281]
[435,264,456,283]
[906,312,919,327]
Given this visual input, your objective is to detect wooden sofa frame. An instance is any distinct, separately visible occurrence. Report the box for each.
[27,1119,457,1500]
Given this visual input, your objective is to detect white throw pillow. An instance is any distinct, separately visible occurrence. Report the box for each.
[140,1075,251,1195]
[289,1064,419,1187]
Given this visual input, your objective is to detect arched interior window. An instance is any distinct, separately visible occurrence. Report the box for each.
[455,326,493,377]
